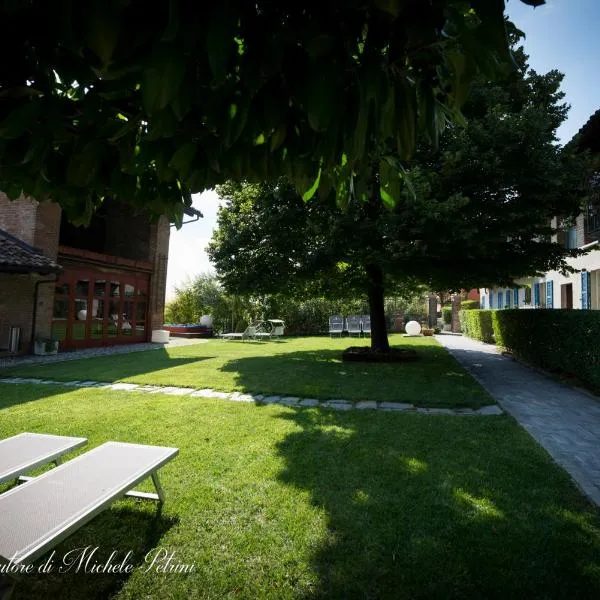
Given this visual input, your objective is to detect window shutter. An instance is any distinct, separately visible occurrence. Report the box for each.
[513,288,519,307]
[534,283,540,307]
[498,291,503,309]
[582,272,590,309]
[546,281,553,308]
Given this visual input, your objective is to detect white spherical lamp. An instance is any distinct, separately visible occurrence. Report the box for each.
[200,315,213,327]
[405,320,422,336]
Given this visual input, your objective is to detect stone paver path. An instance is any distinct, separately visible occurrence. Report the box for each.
[0,376,504,416]
[436,333,600,507]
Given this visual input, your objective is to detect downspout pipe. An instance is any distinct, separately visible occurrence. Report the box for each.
[30,274,59,351]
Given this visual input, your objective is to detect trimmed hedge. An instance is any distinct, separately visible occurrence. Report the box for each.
[442,306,453,325]
[460,299,480,310]
[461,309,600,394]
[460,309,494,343]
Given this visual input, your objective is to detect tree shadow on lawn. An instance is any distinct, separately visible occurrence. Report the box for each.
[0,349,215,385]
[0,382,73,410]
[220,344,486,406]
[11,503,178,600]
[275,409,600,599]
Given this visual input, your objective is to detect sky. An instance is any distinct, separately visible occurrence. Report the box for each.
[166,0,600,299]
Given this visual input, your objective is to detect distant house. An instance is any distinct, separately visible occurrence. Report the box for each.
[480,110,600,311]
[0,193,201,354]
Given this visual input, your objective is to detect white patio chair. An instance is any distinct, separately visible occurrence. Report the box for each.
[329,315,344,338]
[0,441,178,573]
[346,315,362,337]
[361,315,371,336]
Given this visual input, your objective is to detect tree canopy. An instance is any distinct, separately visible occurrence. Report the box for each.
[208,43,590,352]
[0,0,542,223]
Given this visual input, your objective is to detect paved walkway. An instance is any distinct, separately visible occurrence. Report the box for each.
[0,338,209,369]
[436,333,600,507]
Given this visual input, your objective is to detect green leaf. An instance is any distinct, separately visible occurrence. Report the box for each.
[206,10,236,83]
[379,158,399,209]
[270,124,286,152]
[0,100,41,140]
[169,142,197,177]
[301,167,322,202]
[85,4,121,66]
[142,45,186,114]
[374,0,401,17]
[66,141,103,187]
[396,80,417,159]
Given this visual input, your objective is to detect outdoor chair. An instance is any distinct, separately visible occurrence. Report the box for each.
[0,432,87,485]
[329,315,344,337]
[361,315,371,336]
[346,315,362,337]
[220,325,256,341]
[0,441,178,573]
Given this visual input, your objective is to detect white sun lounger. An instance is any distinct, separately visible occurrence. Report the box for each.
[0,441,178,567]
[0,433,87,485]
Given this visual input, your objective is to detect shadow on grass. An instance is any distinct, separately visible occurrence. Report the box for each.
[0,383,72,410]
[275,409,600,598]
[220,343,486,406]
[12,504,178,600]
[0,349,214,384]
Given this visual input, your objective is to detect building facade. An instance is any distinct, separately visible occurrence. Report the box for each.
[480,110,600,312]
[0,193,172,354]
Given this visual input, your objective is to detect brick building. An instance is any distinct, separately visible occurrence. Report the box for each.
[0,193,199,354]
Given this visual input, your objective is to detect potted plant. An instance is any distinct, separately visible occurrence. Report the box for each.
[33,336,59,356]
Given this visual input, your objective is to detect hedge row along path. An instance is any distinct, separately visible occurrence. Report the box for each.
[436,334,600,507]
[0,376,503,416]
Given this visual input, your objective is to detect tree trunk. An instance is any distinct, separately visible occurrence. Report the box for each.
[365,264,390,353]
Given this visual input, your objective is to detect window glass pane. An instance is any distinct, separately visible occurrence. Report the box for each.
[92,299,105,319]
[53,298,68,319]
[72,322,86,340]
[124,284,135,297]
[75,279,89,298]
[55,283,69,296]
[110,281,121,297]
[122,300,134,336]
[51,322,67,341]
[90,322,104,339]
[135,322,146,338]
[94,280,106,297]
[136,302,147,322]
[74,298,88,321]
[107,322,118,337]
[109,299,121,321]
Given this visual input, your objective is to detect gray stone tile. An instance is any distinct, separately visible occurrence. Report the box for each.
[477,405,504,416]
[437,333,600,507]
[261,395,281,404]
[299,398,320,407]
[109,382,139,391]
[379,402,413,410]
[356,401,377,410]
[280,397,300,406]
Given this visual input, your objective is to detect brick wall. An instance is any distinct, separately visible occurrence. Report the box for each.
[0,193,38,245]
[103,201,151,261]
[148,216,170,334]
[0,273,36,352]
[577,214,586,247]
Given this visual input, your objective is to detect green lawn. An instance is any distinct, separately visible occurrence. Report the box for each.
[0,336,494,408]
[1,384,599,599]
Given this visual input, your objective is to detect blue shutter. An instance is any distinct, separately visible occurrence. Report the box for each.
[534,283,540,307]
[498,291,504,309]
[514,288,519,307]
[548,281,555,308]
[582,272,590,309]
